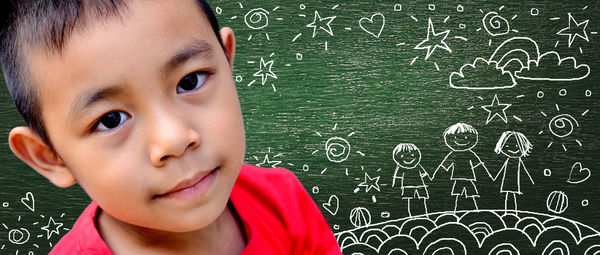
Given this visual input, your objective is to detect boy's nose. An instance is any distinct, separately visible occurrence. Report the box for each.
[147,110,200,167]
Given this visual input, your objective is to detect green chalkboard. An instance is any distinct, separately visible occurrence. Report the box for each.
[0,0,598,254]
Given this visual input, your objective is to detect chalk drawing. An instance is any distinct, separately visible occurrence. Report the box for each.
[515,51,590,81]
[253,147,282,168]
[40,216,63,240]
[493,131,534,214]
[8,228,30,245]
[349,207,371,228]
[244,8,270,30]
[392,143,431,216]
[325,137,351,163]
[538,103,584,152]
[359,13,385,38]
[556,13,589,48]
[450,58,517,90]
[358,172,381,193]
[314,123,364,165]
[567,162,590,184]
[394,4,402,12]
[481,94,512,124]
[482,11,511,36]
[434,123,492,212]
[306,10,336,37]
[450,37,590,89]
[547,191,569,214]
[335,210,600,254]
[20,192,34,212]
[249,54,278,92]
[323,195,339,216]
[414,18,452,60]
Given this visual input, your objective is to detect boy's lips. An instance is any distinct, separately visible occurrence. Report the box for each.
[155,167,218,199]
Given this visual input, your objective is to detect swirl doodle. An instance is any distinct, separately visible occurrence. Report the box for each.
[244,8,270,30]
[549,114,579,138]
[8,228,30,245]
[325,137,351,163]
[482,11,510,36]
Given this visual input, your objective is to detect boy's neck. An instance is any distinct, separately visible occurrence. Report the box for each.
[96,202,246,254]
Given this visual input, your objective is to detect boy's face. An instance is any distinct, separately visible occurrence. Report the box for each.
[394,148,421,169]
[444,131,478,151]
[500,134,522,158]
[24,0,244,232]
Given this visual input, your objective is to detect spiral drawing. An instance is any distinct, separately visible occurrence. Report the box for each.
[244,8,270,30]
[8,228,30,245]
[325,137,351,163]
[482,11,510,36]
[549,114,579,138]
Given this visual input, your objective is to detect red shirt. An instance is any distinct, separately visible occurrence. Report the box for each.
[50,164,341,254]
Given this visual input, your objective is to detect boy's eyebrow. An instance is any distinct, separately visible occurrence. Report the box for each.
[69,86,125,120]
[162,38,215,75]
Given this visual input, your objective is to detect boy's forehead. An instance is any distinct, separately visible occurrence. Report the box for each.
[26,0,220,103]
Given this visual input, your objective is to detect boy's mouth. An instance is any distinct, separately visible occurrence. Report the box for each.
[454,141,469,146]
[154,167,218,200]
[403,159,415,165]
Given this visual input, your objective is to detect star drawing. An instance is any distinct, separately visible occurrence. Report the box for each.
[481,94,511,124]
[253,57,277,85]
[256,154,282,168]
[556,13,589,48]
[414,18,452,60]
[306,10,336,37]
[41,216,63,240]
[358,172,381,193]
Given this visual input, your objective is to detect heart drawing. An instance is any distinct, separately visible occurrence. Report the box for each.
[359,13,385,38]
[567,162,590,184]
[322,195,339,216]
[21,192,35,212]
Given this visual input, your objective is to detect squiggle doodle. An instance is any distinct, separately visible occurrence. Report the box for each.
[539,104,585,152]
[244,8,270,30]
[326,137,351,163]
[482,11,510,36]
[549,114,579,138]
[8,228,30,245]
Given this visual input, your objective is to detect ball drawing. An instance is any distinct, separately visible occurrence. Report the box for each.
[546,191,568,214]
[350,207,371,228]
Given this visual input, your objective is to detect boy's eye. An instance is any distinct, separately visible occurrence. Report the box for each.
[176,71,209,93]
[93,111,130,132]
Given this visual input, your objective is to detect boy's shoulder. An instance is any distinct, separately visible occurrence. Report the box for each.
[231,164,341,254]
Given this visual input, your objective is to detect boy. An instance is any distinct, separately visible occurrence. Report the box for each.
[392,143,430,216]
[433,123,493,212]
[0,0,340,254]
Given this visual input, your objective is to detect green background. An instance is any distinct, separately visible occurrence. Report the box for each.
[0,0,598,253]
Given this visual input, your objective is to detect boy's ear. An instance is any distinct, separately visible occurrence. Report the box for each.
[219,27,235,68]
[8,127,76,188]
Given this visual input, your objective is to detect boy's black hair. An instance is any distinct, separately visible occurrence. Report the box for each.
[0,0,225,151]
